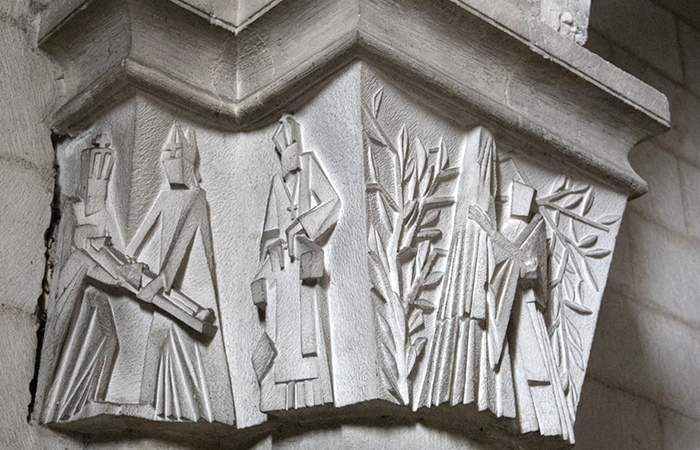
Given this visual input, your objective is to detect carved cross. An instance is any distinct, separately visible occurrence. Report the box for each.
[92,134,111,148]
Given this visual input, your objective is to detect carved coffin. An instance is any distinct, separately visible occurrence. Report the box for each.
[33,0,669,448]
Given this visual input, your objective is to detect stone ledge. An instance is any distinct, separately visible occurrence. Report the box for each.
[38,0,669,197]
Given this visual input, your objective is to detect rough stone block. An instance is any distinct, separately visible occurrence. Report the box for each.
[587,288,700,419]
[679,162,700,242]
[574,377,663,450]
[0,159,53,315]
[679,21,700,99]
[0,309,37,448]
[0,22,58,169]
[628,212,700,326]
[589,0,683,82]
[628,141,685,235]
[0,0,30,24]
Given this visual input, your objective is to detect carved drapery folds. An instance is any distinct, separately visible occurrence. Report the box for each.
[33,0,669,448]
[39,124,233,426]
[363,86,619,442]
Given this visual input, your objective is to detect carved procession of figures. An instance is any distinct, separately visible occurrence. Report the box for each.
[39,126,233,425]
[37,89,616,445]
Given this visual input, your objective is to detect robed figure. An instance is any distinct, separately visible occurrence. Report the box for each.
[40,134,123,423]
[418,126,573,439]
[417,127,516,416]
[125,125,234,424]
[40,127,234,425]
[251,116,341,412]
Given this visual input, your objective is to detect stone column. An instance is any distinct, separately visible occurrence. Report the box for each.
[31,0,668,449]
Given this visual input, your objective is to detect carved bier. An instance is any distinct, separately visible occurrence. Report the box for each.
[33,0,669,449]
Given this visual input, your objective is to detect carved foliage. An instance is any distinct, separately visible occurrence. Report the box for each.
[364,87,619,441]
[537,175,619,413]
[364,89,457,405]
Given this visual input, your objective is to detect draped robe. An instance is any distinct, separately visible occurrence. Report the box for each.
[416,127,516,417]
[126,185,234,423]
[252,150,340,412]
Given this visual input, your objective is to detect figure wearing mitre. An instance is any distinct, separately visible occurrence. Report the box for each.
[125,124,234,424]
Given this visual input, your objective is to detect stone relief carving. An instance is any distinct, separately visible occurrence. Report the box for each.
[35,77,624,447]
[363,89,457,406]
[363,87,619,443]
[251,115,341,412]
[41,126,234,424]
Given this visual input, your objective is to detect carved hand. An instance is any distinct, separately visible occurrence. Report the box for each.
[137,273,166,303]
[520,257,538,280]
[468,205,496,235]
[263,237,287,270]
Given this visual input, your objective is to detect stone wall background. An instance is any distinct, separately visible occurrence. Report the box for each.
[0,1,82,449]
[575,0,700,448]
[1,0,699,449]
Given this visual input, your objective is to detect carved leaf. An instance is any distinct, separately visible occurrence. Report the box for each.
[377,311,397,356]
[379,343,402,403]
[569,344,584,370]
[585,248,611,259]
[552,174,567,192]
[564,195,583,210]
[408,308,424,334]
[415,138,427,180]
[563,275,575,301]
[397,246,417,263]
[416,228,442,241]
[377,194,395,231]
[578,235,598,248]
[571,182,589,194]
[413,298,436,313]
[583,189,595,215]
[400,126,410,162]
[421,209,441,228]
[369,252,392,302]
[422,271,444,289]
[440,139,449,169]
[406,337,427,376]
[366,145,380,184]
[598,214,621,225]
[403,199,417,221]
[403,159,416,185]
[437,167,460,183]
[563,299,593,315]
[365,128,388,148]
[566,317,583,352]
[372,89,384,118]
[420,165,435,199]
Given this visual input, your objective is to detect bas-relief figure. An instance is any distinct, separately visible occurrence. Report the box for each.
[417,128,574,440]
[251,115,341,412]
[41,126,234,425]
[38,89,619,446]
[364,88,618,443]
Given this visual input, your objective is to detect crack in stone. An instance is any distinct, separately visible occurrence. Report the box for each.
[27,131,66,423]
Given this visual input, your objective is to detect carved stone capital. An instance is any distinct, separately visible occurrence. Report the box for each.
[34,0,669,448]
